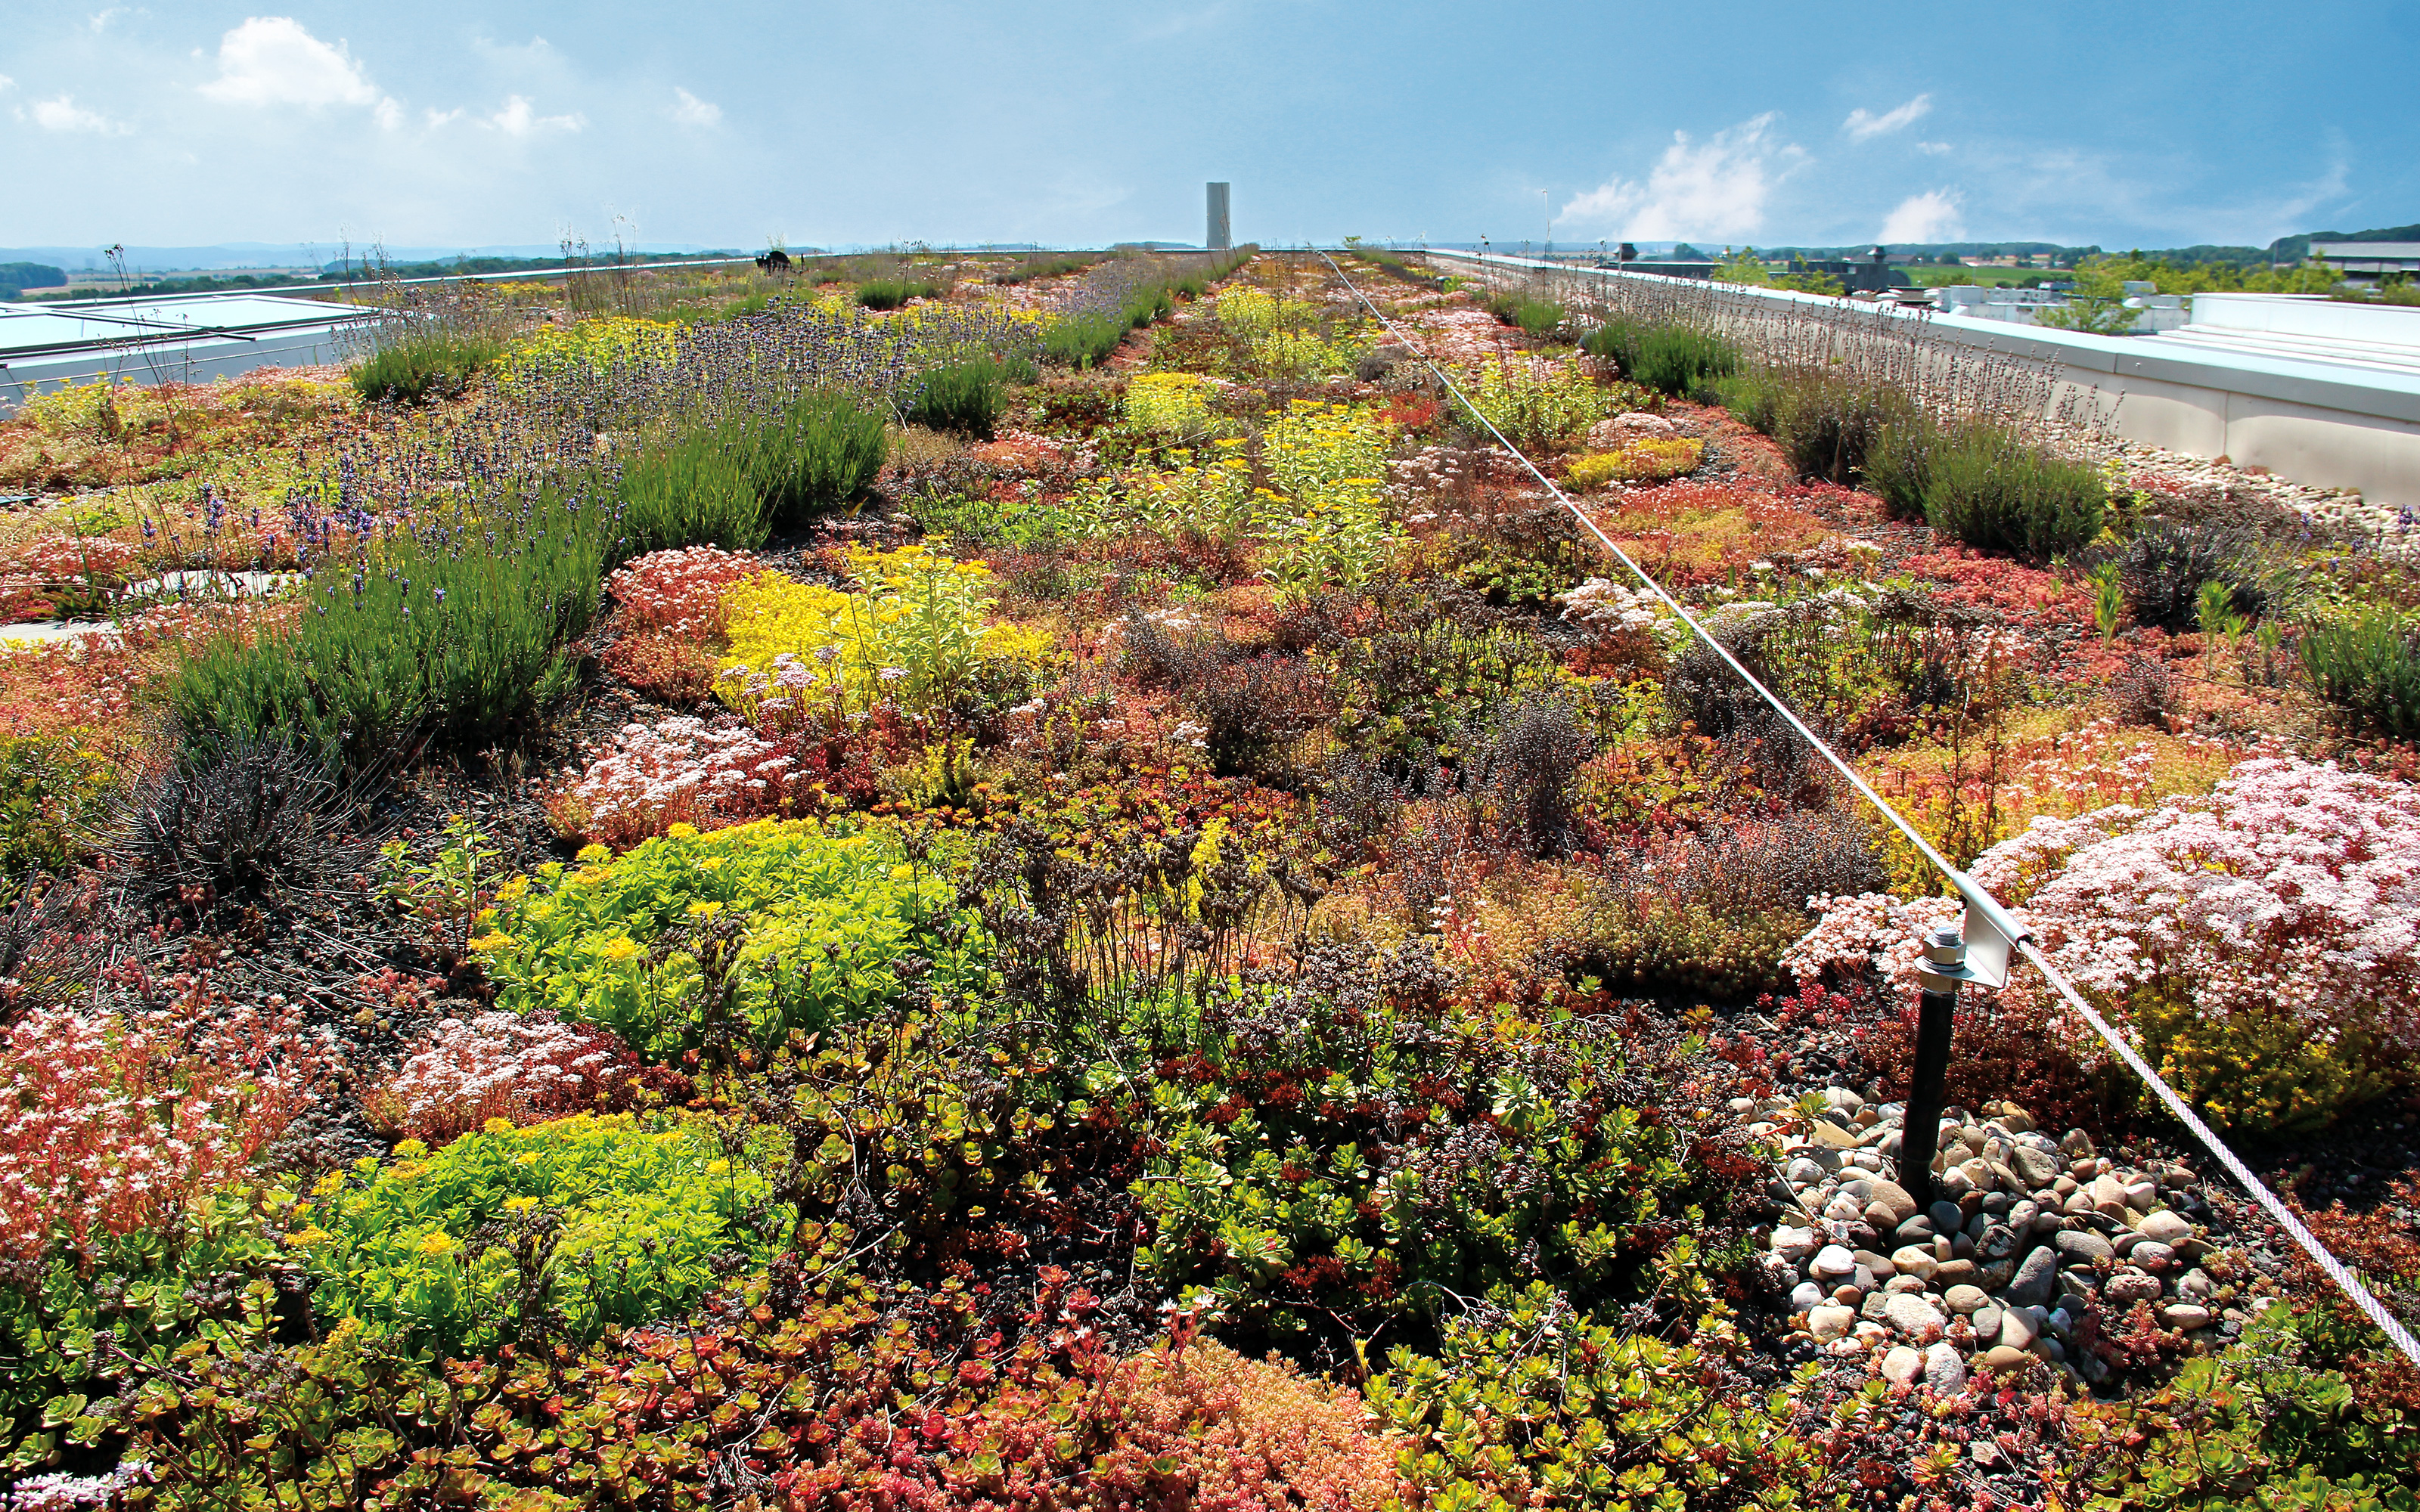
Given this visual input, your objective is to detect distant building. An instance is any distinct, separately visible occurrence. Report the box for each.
[2312,242,2420,283]
[1788,247,1910,294]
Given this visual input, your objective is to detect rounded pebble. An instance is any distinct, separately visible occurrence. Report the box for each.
[2137,1210,2194,1245]
[1923,1340,1968,1393]
[1885,1293,1947,1337]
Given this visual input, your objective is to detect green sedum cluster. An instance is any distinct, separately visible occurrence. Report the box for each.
[474,818,985,1058]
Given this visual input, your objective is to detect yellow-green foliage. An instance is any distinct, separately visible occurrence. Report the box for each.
[17,377,141,442]
[290,1114,780,1352]
[495,316,680,389]
[1565,437,1705,488]
[2133,984,2391,1134]
[716,543,1051,723]
[1124,372,1215,438]
[1370,1278,1848,1512]
[716,571,876,723]
[1213,286,1364,376]
[17,373,346,443]
[473,819,984,1055]
[1256,401,1402,605]
[1468,359,1613,451]
[0,734,117,891]
[890,301,1047,341]
[1262,400,1390,507]
[0,371,353,494]
[1590,896,1805,999]
[1215,285,1301,334]
[1081,442,1261,544]
[1472,871,1804,999]
[1249,327,1365,380]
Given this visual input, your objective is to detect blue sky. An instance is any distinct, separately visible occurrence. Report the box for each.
[2,1,2413,256]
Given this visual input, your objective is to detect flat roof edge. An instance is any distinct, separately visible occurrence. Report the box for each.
[1426,249,2420,429]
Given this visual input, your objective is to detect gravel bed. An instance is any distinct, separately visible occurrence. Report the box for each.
[1746,1086,2282,1396]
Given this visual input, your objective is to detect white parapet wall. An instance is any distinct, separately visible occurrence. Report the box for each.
[1426,251,2420,511]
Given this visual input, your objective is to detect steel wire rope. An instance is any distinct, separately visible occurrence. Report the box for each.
[1315,246,2420,1371]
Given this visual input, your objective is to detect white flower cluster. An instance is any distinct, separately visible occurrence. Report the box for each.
[1400,305,1517,367]
[552,716,794,844]
[377,1012,644,1143]
[1782,891,1968,993]
[1554,576,1664,637]
[603,546,755,638]
[2020,757,2420,1046]
[1099,602,1208,658]
[1704,586,1871,639]
[1790,756,2420,1055]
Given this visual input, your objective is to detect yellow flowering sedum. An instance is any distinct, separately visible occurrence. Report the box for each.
[1255,401,1404,606]
[1467,358,1613,450]
[1125,372,1215,438]
[716,543,1050,725]
[1565,438,1705,489]
[495,315,678,392]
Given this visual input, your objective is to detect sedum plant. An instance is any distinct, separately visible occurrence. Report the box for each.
[0,1113,775,1471]
[1565,437,1704,488]
[1369,1276,1851,1512]
[473,818,985,1058]
[1795,756,2420,1131]
[1463,358,1614,453]
[296,1114,777,1352]
[1255,400,1404,606]
[715,544,1053,727]
[1123,370,1215,439]
[1134,992,1689,1335]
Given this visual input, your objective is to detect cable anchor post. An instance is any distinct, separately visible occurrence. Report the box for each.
[1903,924,1987,1217]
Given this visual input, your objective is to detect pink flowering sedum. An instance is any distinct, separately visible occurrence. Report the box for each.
[0,993,332,1266]
[606,545,759,638]
[366,1011,674,1145]
[2018,758,2420,1050]
[544,714,802,850]
[1792,758,2420,1101]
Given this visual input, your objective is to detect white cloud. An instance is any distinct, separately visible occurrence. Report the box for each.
[29,94,131,134]
[2269,155,2349,228]
[669,87,721,127]
[425,106,464,127]
[1880,188,1965,243]
[199,17,377,108]
[1915,141,1952,156]
[90,8,129,33]
[374,96,403,131]
[485,94,583,135]
[1843,93,1932,143]
[1557,113,1803,241]
[0,75,14,93]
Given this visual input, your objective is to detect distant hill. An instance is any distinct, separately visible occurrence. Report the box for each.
[2268,222,2420,262]
[1761,242,2095,263]
[2122,244,2268,268]
[0,262,67,298]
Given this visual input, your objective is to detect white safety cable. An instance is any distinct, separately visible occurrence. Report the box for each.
[2016,937,2420,1366]
[1317,247,2420,1370]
